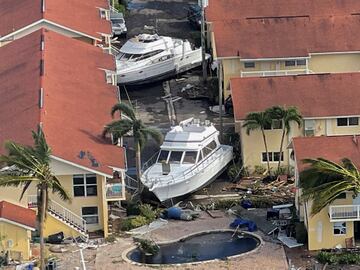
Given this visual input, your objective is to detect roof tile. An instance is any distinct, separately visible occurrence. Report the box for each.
[0,201,36,229]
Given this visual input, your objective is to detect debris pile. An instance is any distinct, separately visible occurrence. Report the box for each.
[227,175,296,207]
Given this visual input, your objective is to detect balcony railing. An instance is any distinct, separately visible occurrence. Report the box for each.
[240,69,312,78]
[106,181,125,200]
[329,205,360,222]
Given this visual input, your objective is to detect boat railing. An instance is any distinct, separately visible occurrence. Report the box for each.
[150,145,232,186]
[142,151,160,173]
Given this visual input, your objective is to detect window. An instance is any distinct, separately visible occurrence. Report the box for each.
[244,62,255,68]
[285,60,296,67]
[264,120,283,130]
[168,151,183,163]
[262,152,284,162]
[333,222,346,235]
[183,151,198,164]
[285,59,306,66]
[157,150,169,163]
[73,174,97,197]
[202,140,217,157]
[296,59,306,66]
[337,117,359,127]
[304,120,315,137]
[82,207,99,224]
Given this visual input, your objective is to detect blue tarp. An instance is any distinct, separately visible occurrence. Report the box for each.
[230,218,257,232]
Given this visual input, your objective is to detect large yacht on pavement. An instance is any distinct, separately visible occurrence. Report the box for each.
[115,34,207,85]
[141,118,233,202]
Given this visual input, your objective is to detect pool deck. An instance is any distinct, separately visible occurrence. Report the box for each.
[95,211,289,270]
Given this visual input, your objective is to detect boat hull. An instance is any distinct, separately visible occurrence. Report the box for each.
[117,49,204,85]
[143,146,233,202]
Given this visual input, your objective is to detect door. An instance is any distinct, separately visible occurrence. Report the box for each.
[354,222,360,243]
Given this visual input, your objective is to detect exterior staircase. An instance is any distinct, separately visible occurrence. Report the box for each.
[27,195,88,238]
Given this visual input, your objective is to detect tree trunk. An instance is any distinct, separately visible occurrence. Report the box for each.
[39,188,47,270]
[135,140,143,193]
[277,128,286,175]
[261,128,271,175]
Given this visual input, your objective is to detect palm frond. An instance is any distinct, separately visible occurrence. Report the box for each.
[0,176,39,187]
[32,130,51,164]
[142,127,163,145]
[51,176,71,202]
[300,157,360,215]
[111,103,136,121]
[102,119,133,139]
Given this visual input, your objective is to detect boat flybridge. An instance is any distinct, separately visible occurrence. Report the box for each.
[141,118,233,202]
[115,34,208,85]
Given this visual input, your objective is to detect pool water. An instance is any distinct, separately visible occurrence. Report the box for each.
[127,231,260,264]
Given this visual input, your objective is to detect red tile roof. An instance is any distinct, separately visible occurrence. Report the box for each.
[0,29,125,175]
[0,201,36,229]
[206,0,360,22]
[292,136,360,172]
[0,0,111,40]
[211,15,360,58]
[231,73,360,120]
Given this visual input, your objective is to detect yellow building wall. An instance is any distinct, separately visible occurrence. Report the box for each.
[0,222,31,260]
[237,116,360,173]
[237,121,303,173]
[0,187,28,208]
[309,53,360,73]
[305,194,354,251]
[43,215,82,238]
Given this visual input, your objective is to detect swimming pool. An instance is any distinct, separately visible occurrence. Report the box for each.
[126,230,261,265]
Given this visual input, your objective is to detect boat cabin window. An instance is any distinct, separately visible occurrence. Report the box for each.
[137,50,164,61]
[202,140,217,158]
[157,150,169,163]
[168,151,183,163]
[183,151,198,164]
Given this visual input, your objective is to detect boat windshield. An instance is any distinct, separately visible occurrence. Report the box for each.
[168,151,183,163]
[118,50,163,62]
[182,151,198,164]
[157,150,169,163]
[202,140,217,158]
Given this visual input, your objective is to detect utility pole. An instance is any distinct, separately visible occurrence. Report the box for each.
[200,0,207,83]
[218,61,223,141]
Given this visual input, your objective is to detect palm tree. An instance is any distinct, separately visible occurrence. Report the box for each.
[267,106,302,174]
[300,158,360,215]
[102,102,163,193]
[242,111,272,174]
[0,130,70,270]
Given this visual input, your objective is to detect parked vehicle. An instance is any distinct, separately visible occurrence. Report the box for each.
[141,118,233,202]
[187,4,201,29]
[110,11,127,37]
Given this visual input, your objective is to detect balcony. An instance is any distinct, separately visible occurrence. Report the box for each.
[105,179,125,200]
[329,205,360,222]
[240,69,312,78]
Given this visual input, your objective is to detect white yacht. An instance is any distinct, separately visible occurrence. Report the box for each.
[141,118,233,202]
[115,34,207,85]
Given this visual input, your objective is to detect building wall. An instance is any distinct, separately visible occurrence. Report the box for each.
[237,117,360,173]
[309,53,360,73]
[237,121,303,173]
[43,215,82,238]
[305,194,354,251]
[0,222,32,260]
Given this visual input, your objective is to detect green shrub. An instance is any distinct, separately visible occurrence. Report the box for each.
[113,2,126,14]
[106,235,117,243]
[121,216,148,231]
[254,165,266,175]
[316,251,360,265]
[248,196,273,208]
[214,199,240,209]
[227,164,240,180]
[139,204,157,222]
[135,238,159,255]
[317,251,338,265]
